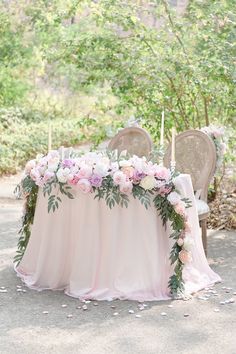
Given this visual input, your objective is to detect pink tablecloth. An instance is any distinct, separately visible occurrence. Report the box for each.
[16,174,221,301]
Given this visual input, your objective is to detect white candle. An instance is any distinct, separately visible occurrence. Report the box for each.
[48,121,52,152]
[61,146,65,161]
[171,127,175,163]
[160,111,165,147]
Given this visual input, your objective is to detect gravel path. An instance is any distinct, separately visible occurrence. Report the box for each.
[0,199,235,354]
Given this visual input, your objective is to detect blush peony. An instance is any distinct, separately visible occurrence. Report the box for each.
[77,179,92,193]
[174,201,186,216]
[179,250,192,264]
[119,180,133,195]
[113,171,127,186]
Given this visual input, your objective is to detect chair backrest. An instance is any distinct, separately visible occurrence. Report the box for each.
[163,129,217,201]
[108,127,153,158]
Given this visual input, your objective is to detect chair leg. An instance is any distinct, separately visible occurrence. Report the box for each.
[201,219,207,256]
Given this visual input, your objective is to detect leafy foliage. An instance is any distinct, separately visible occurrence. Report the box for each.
[14,178,38,265]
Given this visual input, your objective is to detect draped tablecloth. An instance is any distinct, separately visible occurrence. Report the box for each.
[16,174,221,301]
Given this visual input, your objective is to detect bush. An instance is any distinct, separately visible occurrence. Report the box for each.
[0,107,117,175]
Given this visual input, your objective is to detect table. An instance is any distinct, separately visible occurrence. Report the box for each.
[16,174,221,301]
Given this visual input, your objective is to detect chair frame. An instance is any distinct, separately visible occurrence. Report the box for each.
[108,126,153,158]
[164,129,217,255]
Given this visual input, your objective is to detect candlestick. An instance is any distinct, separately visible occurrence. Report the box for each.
[171,127,175,165]
[160,111,165,148]
[48,121,52,152]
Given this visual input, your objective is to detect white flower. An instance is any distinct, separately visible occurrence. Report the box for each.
[25,160,36,174]
[183,237,194,251]
[93,162,109,177]
[47,156,60,172]
[140,175,156,190]
[119,159,132,167]
[167,192,181,205]
[56,168,71,183]
[110,162,119,173]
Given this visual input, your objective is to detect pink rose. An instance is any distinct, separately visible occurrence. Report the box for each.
[174,201,186,216]
[43,170,54,183]
[179,250,192,264]
[159,186,172,196]
[177,238,184,247]
[184,221,192,233]
[77,179,92,193]
[119,181,133,195]
[113,171,127,186]
[154,166,171,181]
[77,165,93,179]
[121,166,135,179]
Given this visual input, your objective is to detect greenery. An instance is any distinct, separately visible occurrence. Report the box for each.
[0,1,235,176]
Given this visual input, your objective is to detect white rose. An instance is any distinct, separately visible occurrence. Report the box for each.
[110,162,119,173]
[56,168,70,183]
[25,160,36,174]
[47,157,60,172]
[184,237,194,251]
[119,159,131,167]
[140,175,156,190]
[167,191,181,205]
[93,163,109,177]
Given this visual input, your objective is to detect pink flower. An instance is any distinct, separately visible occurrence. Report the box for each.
[220,142,227,154]
[77,179,92,193]
[177,238,184,247]
[43,170,54,183]
[77,165,93,179]
[212,128,224,138]
[184,221,192,233]
[25,160,36,174]
[154,166,171,181]
[121,166,135,179]
[119,181,133,195]
[174,201,186,216]
[113,171,127,186]
[179,250,192,264]
[159,186,172,196]
[30,167,40,181]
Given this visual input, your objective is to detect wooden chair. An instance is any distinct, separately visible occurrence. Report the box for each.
[108,127,153,158]
[163,129,217,255]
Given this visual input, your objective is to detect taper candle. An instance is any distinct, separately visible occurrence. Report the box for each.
[160,111,165,147]
[48,121,52,152]
[171,127,175,163]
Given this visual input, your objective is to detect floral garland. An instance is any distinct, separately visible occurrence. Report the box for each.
[200,125,227,175]
[15,149,192,298]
